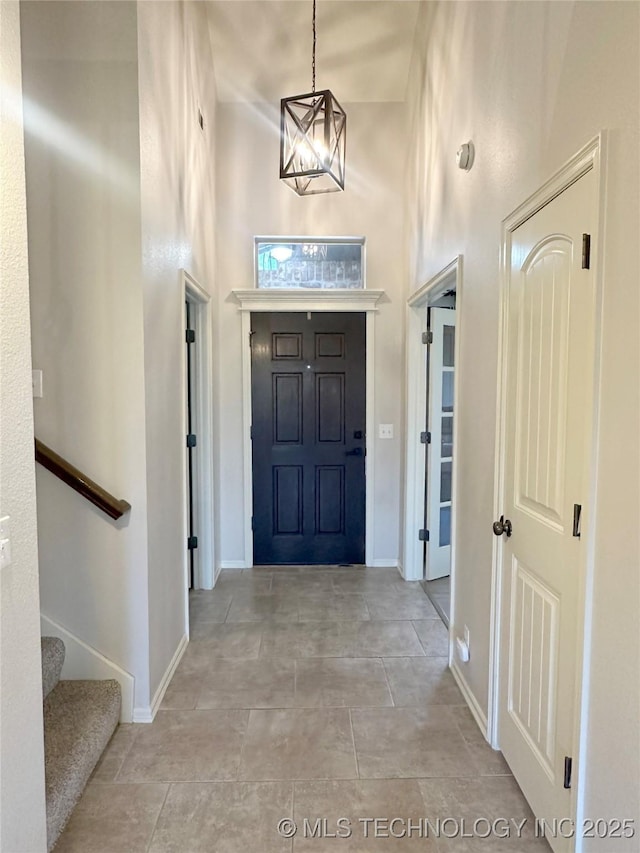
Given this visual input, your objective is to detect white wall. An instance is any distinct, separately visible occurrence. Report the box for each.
[404,1,639,845]
[136,0,218,694]
[20,1,152,710]
[0,1,48,848]
[20,0,220,718]
[215,100,407,567]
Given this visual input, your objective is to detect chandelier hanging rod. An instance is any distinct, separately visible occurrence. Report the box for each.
[312,0,316,94]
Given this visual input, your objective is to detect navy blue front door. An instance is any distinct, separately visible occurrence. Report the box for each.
[251,312,366,565]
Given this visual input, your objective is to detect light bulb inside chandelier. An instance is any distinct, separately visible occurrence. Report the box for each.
[279,0,346,195]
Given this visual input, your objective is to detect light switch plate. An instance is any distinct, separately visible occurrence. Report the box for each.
[0,516,11,571]
[32,370,43,398]
[379,424,394,439]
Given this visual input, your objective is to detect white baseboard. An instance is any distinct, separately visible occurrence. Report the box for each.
[400,564,424,581]
[214,562,222,585]
[40,613,135,723]
[450,659,490,740]
[219,560,246,570]
[134,634,188,724]
[370,558,399,568]
[132,706,154,724]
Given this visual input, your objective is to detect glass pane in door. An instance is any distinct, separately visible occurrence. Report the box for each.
[441,415,453,457]
[440,461,452,503]
[442,371,454,412]
[439,506,451,547]
[443,325,455,366]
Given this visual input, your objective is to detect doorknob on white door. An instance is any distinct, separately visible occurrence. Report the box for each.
[493,515,512,537]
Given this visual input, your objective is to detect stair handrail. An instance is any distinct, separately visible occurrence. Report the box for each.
[35,439,131,520]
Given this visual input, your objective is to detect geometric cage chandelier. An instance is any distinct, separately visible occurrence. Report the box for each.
[279,0,346,195]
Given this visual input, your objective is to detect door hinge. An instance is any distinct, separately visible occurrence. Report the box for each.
[418,528,430,542]
[250,425,253,440]
[572,504,582,538]
[186,434,197,448]
[187,535,198,550]
[420,431,431,445]
[563,756,573,789]
[422,331,433,345]
[251,516,255,531]
[185,329,196,344]
[582,233,591,269]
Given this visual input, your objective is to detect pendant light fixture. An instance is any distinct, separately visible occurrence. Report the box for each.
[280,0,346,195]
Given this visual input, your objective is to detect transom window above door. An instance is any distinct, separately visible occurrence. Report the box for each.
[255,237,365,290]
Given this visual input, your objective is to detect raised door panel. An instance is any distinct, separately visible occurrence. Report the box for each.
[315,466,345,535]
[273,374,303,444]
[507,558,559,783]
[273,466,303,535]
[515,240,571,532]
[316,373,345,444]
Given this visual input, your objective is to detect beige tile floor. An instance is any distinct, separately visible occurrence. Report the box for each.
[56,566,550,852]
[422,576,451,627]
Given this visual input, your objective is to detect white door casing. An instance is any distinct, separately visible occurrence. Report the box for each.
[426,306,456,580]
[493,141,601,853]
[232,289,384,568]
[182,270,215,594]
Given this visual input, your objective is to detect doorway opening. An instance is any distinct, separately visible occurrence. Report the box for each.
[403,257,462,632]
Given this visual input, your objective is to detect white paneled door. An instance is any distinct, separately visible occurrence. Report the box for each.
[497,169,596,852]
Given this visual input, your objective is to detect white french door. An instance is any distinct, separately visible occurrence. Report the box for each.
[425,306,456,580]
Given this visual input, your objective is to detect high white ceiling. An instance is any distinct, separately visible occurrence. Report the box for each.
[206,1,422,103]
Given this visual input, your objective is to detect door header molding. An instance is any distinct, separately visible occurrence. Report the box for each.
[408,257,460,308]
[232,289,384,313]
[502,135,600,235]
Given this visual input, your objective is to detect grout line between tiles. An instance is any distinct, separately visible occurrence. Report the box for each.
[408,619,427,655]
[379,657,396,707]
[222,596,233,622]
[111,728,140,784]
[144,780,171,853]
[411,619,438,656]
[223,590,235,623]
[236,708,252,782]
[110,755,126,784]
[347,708,361,780]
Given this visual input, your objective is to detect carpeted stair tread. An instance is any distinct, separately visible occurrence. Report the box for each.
[44,679,121,851]
[41,637,65,699]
